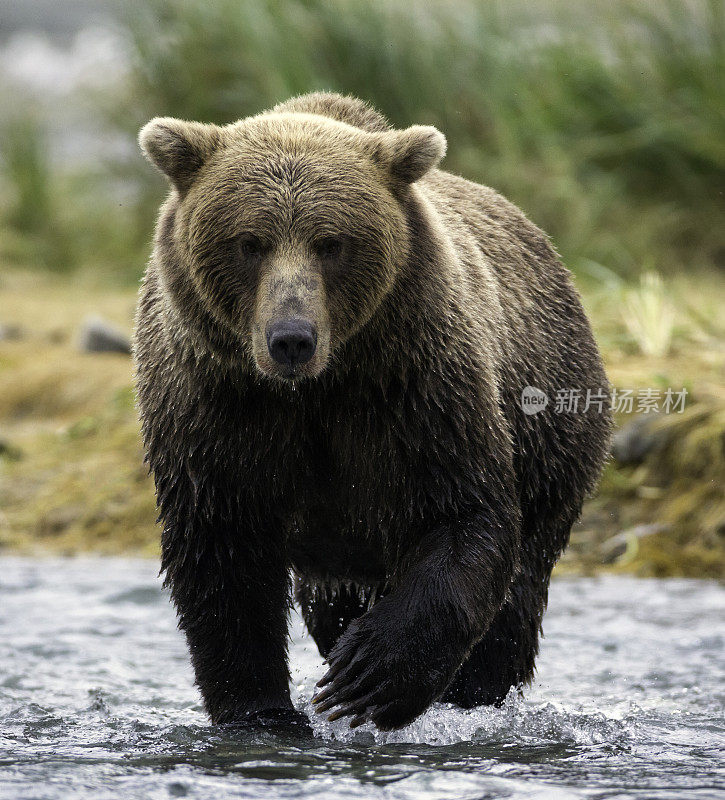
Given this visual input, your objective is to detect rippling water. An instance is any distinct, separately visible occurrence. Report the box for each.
[0,558,722,799]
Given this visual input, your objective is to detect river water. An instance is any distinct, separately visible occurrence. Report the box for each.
[0,558,722,799]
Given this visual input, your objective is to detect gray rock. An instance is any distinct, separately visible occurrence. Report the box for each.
[610,414,663,465]
[77,316,131,355]
[0,323,24,341]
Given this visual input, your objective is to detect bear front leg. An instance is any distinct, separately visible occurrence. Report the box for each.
[312,504,520,730]
[162,514,303,730]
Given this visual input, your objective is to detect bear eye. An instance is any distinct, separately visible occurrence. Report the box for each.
[237,234,264,259]
[314,237,343,260]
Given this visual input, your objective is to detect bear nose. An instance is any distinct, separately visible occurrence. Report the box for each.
[266,319,317,368]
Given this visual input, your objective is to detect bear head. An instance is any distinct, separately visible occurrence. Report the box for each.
[139,110,446,381]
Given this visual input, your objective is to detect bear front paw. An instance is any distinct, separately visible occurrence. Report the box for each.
[312,601,458,730]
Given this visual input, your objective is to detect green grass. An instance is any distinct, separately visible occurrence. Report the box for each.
[0,109,148,280]
[0,114,74,271]
[1,0,723,285]
[108,0,725,277]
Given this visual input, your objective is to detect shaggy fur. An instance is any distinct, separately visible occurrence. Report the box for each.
[134,92,611,731]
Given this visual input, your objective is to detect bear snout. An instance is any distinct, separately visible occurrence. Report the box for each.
[266,318,318,372]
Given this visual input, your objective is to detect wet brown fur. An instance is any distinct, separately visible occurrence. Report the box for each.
[134,93,611,730]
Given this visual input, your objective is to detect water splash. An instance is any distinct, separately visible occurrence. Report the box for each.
[0,560,723,800]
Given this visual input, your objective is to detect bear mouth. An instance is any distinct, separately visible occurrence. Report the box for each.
[257,359,321,383]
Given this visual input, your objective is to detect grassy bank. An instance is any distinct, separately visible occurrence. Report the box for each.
[1,269,723,576]
[0,272,156,554]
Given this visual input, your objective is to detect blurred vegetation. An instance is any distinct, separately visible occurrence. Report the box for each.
[1,0,724,281]
[0,0,723,572]
[0,106,147,280]
[0,273,157,555]
[1,114,74,272]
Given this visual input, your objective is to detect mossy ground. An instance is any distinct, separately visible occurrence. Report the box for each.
[0,271,157,555]
[1,268,723,575]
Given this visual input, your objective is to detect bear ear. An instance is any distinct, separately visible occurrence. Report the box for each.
[138,117,223,193]
[373,125,447,184]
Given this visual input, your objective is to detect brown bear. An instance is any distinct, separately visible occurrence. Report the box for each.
[134,92,610,732]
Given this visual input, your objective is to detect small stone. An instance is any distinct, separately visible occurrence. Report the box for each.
[610,415,663,465]
[77,316,131,355]
[0,323,24,341]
